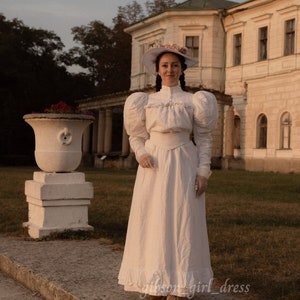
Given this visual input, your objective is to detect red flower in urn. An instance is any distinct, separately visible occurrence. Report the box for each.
[44,101,81,114]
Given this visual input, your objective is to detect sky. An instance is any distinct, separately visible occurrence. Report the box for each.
[0,0,148,50]
[0,0,246,50]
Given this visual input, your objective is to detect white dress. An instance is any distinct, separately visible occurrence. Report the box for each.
[118,85,218,298]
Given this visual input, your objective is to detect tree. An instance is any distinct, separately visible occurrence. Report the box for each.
[64,1,144,95]
[109,2,146,91]
[0,15,93,111]
[145,0,178,16]
[67,21,125,95]
[65,2,145,95]
[0,15,94,163]
[113,1,145,25]
[65,0,178,95]
[67,21,114,94]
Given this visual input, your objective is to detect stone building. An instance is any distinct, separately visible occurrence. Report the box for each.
[224,0,300,173]
[78,0,300,173]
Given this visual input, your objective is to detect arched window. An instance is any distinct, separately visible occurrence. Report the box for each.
[233,115,241,149]
[280,112,291,149]
[257,114,267,148]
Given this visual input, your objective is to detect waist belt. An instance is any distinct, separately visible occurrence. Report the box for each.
[149,131,191,149]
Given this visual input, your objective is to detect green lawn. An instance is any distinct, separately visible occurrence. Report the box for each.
[0,167,299,299]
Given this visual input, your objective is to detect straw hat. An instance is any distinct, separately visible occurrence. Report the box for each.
[143,43,198,74]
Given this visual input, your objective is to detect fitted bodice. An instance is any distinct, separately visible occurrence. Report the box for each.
[123,85,218,177]
[145,86,194,134]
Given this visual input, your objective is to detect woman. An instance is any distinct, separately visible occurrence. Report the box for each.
[118,43,218,300]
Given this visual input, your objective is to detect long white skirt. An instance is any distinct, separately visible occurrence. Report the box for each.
[118,136,213,297]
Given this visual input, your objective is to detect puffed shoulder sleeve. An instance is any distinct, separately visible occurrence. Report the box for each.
[193,91,218,178]
[124,92,149,161]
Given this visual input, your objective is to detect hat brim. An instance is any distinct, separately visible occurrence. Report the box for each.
[143,47,198,74]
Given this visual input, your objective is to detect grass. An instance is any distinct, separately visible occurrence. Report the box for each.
[205,171,300,300]
[0,166,299,299]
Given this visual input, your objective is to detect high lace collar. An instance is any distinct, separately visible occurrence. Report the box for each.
[159,85,182,97]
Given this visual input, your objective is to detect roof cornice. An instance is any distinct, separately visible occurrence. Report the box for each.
[226,0,276,14]
[125,10,219,34]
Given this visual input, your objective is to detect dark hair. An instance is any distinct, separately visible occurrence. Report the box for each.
[155,52,187,92]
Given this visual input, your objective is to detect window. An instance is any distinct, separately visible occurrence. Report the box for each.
[284,19,295,56]
[233,33,242,65]
[258,26,268,61]
[280,112,292,149]
[257,114,267,148]
[185,36,199,60]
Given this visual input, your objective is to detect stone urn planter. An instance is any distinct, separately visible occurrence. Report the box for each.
[23,104,95,238]
[23,113,94,172]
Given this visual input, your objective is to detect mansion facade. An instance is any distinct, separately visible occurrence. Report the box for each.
[78,0,300,173]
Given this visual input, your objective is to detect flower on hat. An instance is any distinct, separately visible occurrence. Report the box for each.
[149,42,188,55]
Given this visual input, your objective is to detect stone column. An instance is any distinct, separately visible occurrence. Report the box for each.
[92,114,98,153]
[104,108,112,153]
[82,125,91,154]
[121,126,129,156]
[224,105,234,158]
[97,110,105,154]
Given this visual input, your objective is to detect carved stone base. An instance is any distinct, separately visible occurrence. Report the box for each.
[24,172,93,238]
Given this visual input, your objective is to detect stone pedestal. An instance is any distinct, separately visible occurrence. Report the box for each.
[24,172,93,239]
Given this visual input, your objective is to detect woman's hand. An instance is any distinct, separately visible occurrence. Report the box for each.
[195,175,208,196]
[138,154,154,168]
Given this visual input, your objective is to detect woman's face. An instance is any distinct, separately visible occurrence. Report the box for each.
[157,53,183,87]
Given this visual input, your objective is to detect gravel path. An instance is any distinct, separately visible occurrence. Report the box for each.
[0,270,42,300]
[0,236,248,300]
